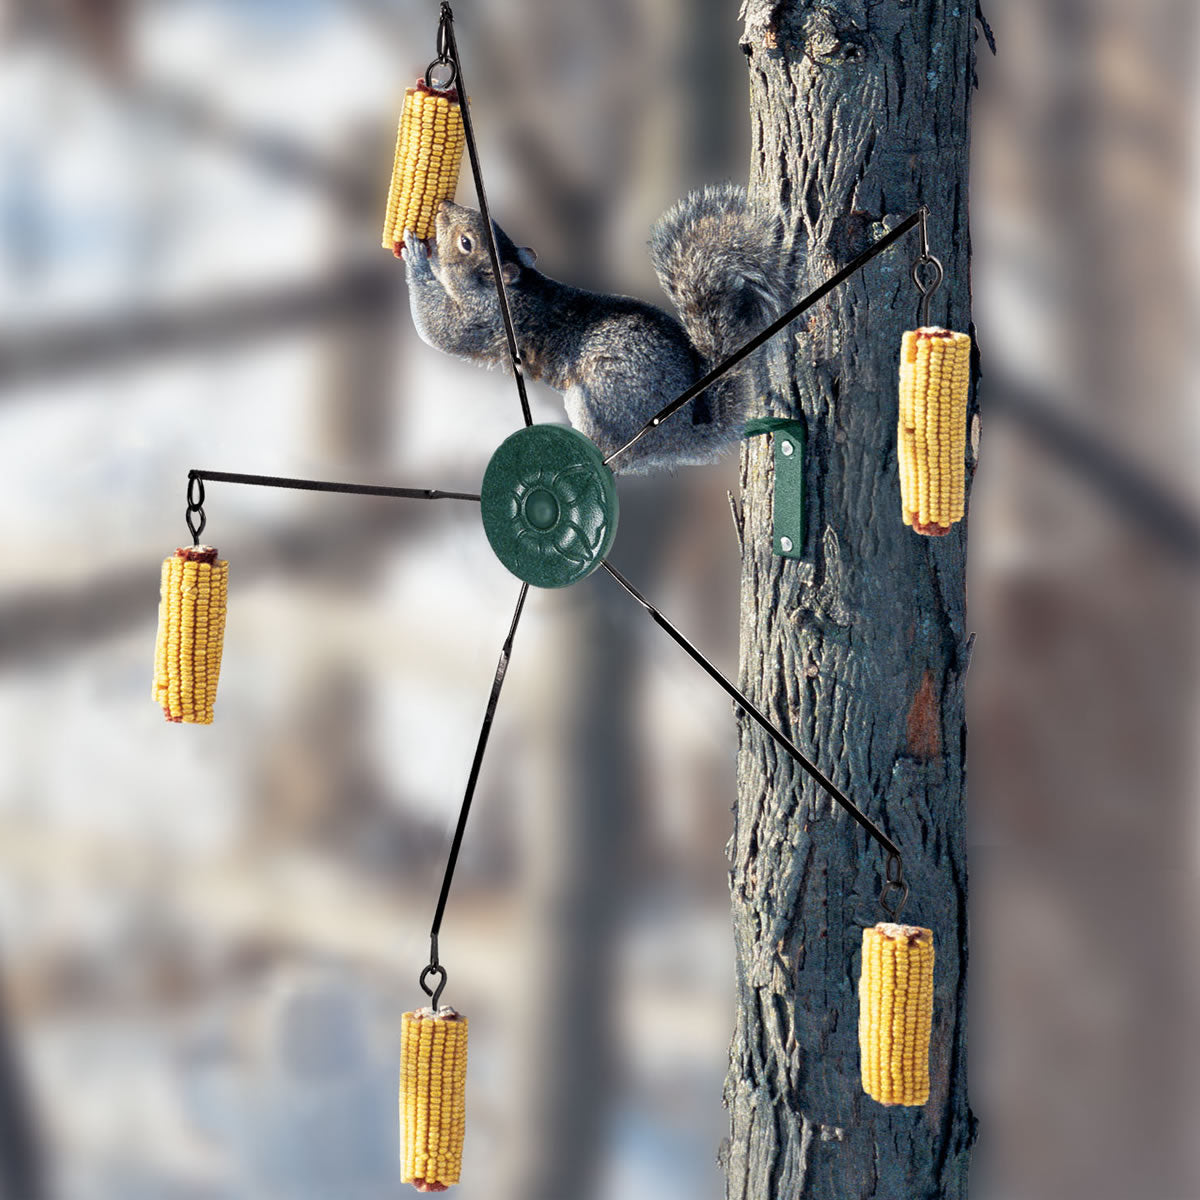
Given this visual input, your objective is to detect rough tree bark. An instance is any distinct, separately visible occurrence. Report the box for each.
[725,4,978,1198]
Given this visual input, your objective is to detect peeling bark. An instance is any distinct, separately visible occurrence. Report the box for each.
[725,3,977,1197]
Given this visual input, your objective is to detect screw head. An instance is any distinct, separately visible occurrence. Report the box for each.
[781,439,794,456]
[780,536,793,552]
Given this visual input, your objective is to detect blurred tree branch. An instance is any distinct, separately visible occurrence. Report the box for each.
[0,266,397,390]
[127,83,376,212]
[0,499,477,669]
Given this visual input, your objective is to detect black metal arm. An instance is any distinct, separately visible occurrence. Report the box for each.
[604,209,929,468]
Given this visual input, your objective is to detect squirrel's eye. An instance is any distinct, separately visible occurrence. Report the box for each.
[459,234,473,253]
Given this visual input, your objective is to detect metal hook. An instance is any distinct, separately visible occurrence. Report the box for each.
[427,2,457,90]
[419,963,448,1010]
[879,852,909,921]
[185,473,206,546]
[426,58,457,90]
[912,205,944,328]
[185,508,206,545]
[912,256,944,328]
[418,934,447,1008]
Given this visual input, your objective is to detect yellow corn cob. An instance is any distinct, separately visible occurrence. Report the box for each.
[151,546,229,725]
[858,922,935,1106]
[382,81,466,250]
[897,327,971,535]
[400,1007,468,1192]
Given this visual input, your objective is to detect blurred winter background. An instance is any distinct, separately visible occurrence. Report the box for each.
[0,1,1195,1199]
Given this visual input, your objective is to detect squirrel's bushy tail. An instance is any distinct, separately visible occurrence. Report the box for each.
[649,183,785,369]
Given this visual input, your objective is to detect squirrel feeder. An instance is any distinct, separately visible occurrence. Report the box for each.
[148,3,980,1188]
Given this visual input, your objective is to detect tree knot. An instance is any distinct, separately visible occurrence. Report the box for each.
[905,668,942,760]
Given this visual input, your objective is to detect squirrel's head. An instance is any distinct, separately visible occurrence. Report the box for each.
[432,200,537,306]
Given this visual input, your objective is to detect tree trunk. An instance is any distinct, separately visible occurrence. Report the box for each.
[725,5,977,1198]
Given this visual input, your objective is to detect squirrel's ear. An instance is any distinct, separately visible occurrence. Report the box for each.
[501,261,521,285]
[517,246,537,268]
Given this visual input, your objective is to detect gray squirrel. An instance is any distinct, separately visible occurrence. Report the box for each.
[401,184,787,474]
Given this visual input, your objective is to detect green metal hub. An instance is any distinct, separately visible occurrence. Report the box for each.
[480,424,619,588]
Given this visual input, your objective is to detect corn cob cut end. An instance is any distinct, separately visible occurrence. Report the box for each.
[152,546,229,725]
[911,518,952,537]
[873,921,933,947]
[176,545,220,565]
[401,1006,468,1192]
[416,78,459,103]
[858,921,935,1107]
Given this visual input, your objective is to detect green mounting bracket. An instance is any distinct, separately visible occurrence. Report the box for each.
[772,420,805,558]
[744,416,806,559]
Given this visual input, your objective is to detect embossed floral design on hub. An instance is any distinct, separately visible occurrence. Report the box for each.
[480,424,619,589]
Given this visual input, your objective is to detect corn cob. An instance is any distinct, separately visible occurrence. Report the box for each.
[151,546,228,725]
[400,1007,468,1192]
[382,81,466,250]
[897,327,971,535]
[858,922,935,1106]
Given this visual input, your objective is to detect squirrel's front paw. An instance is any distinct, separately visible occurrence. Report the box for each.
[401,231,434,275]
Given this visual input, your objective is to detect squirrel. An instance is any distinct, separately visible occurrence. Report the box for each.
[400,184,787,474]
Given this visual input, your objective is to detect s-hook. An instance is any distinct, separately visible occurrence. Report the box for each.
[185,472,206,546]
[420,934,449,1010]
[879,851,910,922]
[426,2,455,91]
[912,205,944,329]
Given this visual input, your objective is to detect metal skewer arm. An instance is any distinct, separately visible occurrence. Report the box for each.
[600,559,902,865]
[432,3,534,428]
[421,581,531,1006]
[604,209,927,469]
